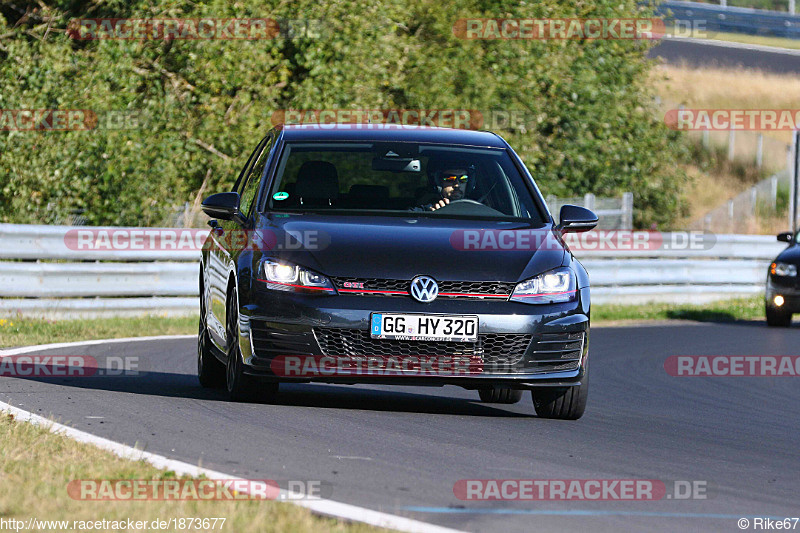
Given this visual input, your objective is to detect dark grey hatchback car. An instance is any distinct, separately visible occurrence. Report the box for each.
[766,230,800,327]
[198,124,598,419]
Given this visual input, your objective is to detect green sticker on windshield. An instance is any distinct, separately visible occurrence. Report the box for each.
[273,191,289,201]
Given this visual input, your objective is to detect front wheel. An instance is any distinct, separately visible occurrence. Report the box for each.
[766,305,792,327]
[478,388,523,404]
[198,318,225,388]
[225,291,279,402]
[531,362,588,420]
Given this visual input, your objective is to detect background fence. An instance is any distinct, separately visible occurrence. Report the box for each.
[0,224,787,318]
[691,168,791,233]
[546,193,633,230]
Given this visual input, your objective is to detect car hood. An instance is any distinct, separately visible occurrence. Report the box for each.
[258,213,565,282]
[775,244,800,264]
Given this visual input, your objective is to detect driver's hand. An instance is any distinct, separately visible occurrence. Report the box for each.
[429,198,450,211]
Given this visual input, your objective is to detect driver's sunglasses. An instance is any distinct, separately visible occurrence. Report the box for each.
[442,173,469,184]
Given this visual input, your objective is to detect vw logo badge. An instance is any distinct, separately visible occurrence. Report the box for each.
[410,276,439,303]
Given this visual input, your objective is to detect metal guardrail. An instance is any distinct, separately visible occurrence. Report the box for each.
[574,234,785,259]
[0,223,206,261]
[658,0,800,39]
[0,223,788,317]
[0,262,196,297]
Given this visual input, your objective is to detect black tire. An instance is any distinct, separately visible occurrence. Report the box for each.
[766,306,792,327]
[532,363,588,420]
[197,318,225,388]
[478,388,523,404]
[225,291,279,402]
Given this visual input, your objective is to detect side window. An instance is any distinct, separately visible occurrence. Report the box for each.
[239,135,274,217]
[233,137,268,194]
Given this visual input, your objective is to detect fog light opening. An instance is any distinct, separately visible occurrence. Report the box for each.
[774,295,785,307]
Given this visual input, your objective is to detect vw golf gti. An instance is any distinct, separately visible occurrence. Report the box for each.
[198,124,598,419]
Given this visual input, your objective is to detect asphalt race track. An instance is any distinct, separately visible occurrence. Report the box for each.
[649,37,800,74]
[1,323,799,533]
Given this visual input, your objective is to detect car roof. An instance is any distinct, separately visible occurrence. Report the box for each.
[276,123,508,148]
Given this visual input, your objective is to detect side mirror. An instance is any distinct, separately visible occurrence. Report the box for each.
[556,205,599,233]
[777,231,794,243]
[201,192,240,221]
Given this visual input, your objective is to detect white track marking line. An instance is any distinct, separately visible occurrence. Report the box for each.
[0,403,463,533]
[0,336,465,533]
[0,335,195,356]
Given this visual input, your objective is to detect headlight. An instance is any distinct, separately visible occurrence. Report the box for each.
[258,259,336,294]
[510,267,577,304]
[771,262,797,277]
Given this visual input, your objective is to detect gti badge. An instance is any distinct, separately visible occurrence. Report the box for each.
[410,276,439,303]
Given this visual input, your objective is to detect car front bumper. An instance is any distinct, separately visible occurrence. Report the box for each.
[236,285,591,389]
[766,277,800,313]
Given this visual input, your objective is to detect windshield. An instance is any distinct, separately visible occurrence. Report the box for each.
[266,142,544,221]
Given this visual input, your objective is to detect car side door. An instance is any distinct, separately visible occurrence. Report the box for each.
[205,135,271,348]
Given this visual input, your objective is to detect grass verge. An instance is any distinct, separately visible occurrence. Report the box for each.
[0,316,196,348]
[593,296,764,324]
[0,413,383,533]
[704,31,800,51]
[652,63,799,228]
[0,298,767,350]
[652,64,800,145]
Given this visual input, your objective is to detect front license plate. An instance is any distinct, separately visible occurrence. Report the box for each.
[370,313,478,342]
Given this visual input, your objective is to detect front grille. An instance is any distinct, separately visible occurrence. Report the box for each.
[314,328,531,367]
[439,281,514,296]
[330,277,514,298]
[332,277,409,293]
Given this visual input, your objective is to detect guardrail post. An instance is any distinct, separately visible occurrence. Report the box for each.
[622,192,634,230]
[702,130,710,149]
[728,131,736,161]
[791,137,798,232]
[793,131,800,233]
[728,199,735,233]
[583,193,596,212]
[756,133,763,168]
[751,188,758,217]
[771,175,779,211]
[791,0,796,15]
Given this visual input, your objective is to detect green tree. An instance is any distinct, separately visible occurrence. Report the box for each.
[0,0,687,227]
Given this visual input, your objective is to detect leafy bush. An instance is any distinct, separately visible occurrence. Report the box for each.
[0,0,687,227]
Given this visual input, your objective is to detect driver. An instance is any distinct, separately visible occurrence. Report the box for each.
[414,163,472,211]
